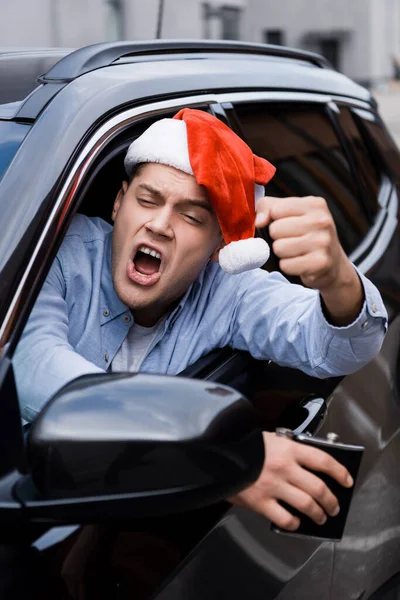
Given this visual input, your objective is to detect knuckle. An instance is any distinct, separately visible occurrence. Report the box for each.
[269,456,286,474]
[320,231,332,248]
[317,454,333,473]
[300,496,314,513]
[315,214,332,229]
[315,196,327,209]
[307,196,325,209]
[317,252,329,271]
[313,480,327,500]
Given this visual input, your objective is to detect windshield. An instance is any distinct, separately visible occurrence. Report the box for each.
[0,120,31,182]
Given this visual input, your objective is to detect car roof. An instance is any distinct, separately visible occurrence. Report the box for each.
[0,47,73,105]
[0,41,373,121]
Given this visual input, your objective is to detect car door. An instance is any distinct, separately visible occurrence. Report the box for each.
[153,96,400,600]
[325,104,400,600]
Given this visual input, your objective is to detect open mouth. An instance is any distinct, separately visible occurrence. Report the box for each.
[127,245,163,286]
[135,246,162,276]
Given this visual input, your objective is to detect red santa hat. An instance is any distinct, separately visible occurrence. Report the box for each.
[124,108,276,274]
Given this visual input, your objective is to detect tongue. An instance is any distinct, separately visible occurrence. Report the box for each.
[135,252,160,276]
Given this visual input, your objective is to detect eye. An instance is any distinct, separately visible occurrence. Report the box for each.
[138,198,156,206]
[183,213,203,225]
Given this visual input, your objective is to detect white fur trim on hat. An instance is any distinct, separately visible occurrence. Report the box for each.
[219,238,270,275]
[124,119,194,176]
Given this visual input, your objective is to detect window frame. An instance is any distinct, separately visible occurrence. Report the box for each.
[222,93,397,273]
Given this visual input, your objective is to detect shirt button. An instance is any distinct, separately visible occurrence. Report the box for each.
[362,320,368,329]
[103,309,110,317]
[105,353,109,362]
[123,315,131,323]
[372,304,377,313]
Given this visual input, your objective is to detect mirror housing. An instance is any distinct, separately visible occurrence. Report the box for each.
[23,373,264,520]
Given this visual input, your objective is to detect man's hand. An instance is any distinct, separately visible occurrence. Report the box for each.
[255,196,364,326]
[228,432,353,531]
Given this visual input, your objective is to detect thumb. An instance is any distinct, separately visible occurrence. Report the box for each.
[255,207,270,228]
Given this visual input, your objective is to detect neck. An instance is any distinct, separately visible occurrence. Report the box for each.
[132,298,180,327]
[132,310,163,328]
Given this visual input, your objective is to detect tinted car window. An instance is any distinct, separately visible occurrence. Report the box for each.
[0,121,30,182]
[233,102,370,255]
[351,108,400,192]
[336,107,381,217]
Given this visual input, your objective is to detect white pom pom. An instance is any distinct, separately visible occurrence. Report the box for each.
[219,238,270,275]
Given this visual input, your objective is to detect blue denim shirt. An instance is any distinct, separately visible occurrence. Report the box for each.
[14,214,388,423]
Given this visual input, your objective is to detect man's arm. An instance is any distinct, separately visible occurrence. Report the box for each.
[215,194,387,378]
[13,257,104,423]
[212,263,386,378]
[227,195,383,526]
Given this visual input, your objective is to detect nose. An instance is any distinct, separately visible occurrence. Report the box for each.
[145,206,174,239]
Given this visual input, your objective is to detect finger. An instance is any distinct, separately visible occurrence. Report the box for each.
[296,444,354,489]
[262,499,301,531]
[279,483,327,525]
[289,468,340,517]
[269,214,322,240]
[266,196,327,221]
[273,232,330,259]
[279,251,330,277]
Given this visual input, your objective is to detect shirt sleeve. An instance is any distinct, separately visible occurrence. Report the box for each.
[13,256,104,423]
[218,266,387,379]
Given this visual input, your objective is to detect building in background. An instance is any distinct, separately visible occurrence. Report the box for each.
[243,0,400,87]
[1,0,400,86]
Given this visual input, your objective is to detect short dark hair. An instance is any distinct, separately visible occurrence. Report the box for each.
[127,162,145,185]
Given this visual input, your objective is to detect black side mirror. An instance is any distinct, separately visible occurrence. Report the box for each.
[18,373,264,522]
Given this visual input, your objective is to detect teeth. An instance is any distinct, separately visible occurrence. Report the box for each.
[139,246,161,260]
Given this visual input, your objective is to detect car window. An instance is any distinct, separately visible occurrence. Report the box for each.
[232,102,370,256]
[335,107,381,217]
[0,121,31,182]
[352,108,400,189]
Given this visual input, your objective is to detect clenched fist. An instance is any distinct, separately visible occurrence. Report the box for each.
[255,196,364,326]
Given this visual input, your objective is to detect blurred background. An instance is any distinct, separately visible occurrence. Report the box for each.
[1,0,400,142]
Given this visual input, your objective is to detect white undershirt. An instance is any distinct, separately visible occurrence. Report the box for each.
[111,318,165,372]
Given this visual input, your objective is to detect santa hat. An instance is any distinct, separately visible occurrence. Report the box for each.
[124,108,276,274]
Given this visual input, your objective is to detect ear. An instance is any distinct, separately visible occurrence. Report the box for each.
[210,238,226,263]
[111,181,128,222]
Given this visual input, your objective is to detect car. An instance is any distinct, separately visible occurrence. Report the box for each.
[0,40,400,600]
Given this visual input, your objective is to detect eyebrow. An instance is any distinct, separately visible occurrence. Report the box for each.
[136,183,163,197]
[136,183,213,213]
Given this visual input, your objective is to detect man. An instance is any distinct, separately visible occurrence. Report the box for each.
[14,109,387,532]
